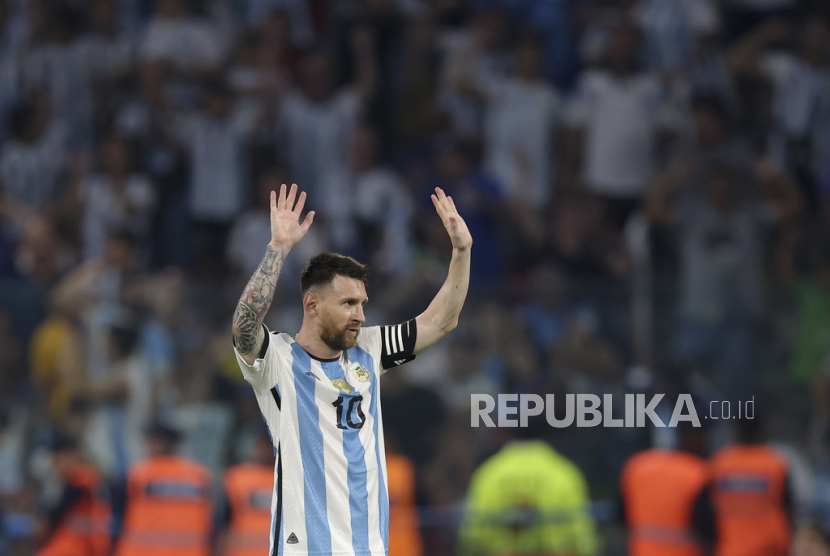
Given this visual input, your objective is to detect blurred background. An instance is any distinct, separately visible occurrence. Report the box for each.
[0,0,829,554]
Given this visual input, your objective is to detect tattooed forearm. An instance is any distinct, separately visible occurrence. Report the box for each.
[232,244,286,355]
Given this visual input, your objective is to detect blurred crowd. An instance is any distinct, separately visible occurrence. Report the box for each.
[0,0,829,554]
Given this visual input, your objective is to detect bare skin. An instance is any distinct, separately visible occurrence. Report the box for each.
[232,183,313,361]
[232,183,472,364]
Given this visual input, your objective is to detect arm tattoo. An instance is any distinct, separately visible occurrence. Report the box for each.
[232,244,285,354]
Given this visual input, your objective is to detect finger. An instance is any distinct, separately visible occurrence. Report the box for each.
[432,195,447,227]
[278,184,287,210]
[447,195,458,214]
[433,188,450,213]
[270,190,277,213]
[294,190,306,215]
[286,183,298,211]
[431,194,446,219]
[300,211,315,231]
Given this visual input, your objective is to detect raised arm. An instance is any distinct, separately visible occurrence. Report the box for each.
[232,183,314,365]
[413,188,473,354]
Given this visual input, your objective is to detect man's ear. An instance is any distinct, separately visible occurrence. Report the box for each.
[303,291,318,315]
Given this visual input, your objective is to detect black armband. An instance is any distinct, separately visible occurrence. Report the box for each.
[380,319,417,369]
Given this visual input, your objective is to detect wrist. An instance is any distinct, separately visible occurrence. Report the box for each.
[268,241,292,252]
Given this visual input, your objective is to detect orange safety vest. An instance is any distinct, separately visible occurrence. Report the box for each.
[115,455,213,556]
[710,445,791,556]
[621,449,709,556]
[387,453,423,556]
[223,463,274,556]
[37,463,111,556]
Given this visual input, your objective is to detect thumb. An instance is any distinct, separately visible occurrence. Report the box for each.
[301,211,315,231]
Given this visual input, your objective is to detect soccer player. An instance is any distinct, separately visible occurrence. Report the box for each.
[232,183,472,556]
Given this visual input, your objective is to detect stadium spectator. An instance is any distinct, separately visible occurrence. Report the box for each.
[75,136,156,261]
[645,159,801,401]
[563,22,680,228]
[454,35,562,208]
[457,417,599,556]
[275,26,378,199]
[0,94,66,213]
[35,431,111,556]
[217,431,273,556]
[114,422,213,556]
[709,413,794,556]
[620,421,715,556]
[726,16,830,205]
[318,123,414,276]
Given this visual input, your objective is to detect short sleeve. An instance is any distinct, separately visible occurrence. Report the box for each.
[233,323,281,394]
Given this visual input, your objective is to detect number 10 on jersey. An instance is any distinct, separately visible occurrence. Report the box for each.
[333,395,365,430]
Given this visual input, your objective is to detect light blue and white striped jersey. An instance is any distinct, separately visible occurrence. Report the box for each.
[234,321,416,556]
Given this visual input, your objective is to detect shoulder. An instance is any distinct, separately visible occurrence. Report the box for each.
[178,457,212,481]
[623,449,656,471]
[224,463,248,484]
[355,325,383,354]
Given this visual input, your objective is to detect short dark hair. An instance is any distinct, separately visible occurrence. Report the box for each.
[300,253,369,294]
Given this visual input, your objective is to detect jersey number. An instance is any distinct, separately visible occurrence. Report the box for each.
[333,395,365,430]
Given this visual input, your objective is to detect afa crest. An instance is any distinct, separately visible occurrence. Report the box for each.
[331,379,354,394]
[347,361,371,382]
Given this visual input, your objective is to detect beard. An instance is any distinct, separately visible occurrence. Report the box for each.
[320,316,360,352]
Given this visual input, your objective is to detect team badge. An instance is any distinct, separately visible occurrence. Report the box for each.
[331,379,354,394]
[348,361,371,382]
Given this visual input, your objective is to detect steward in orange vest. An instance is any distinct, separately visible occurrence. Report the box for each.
[386,448,423,556]
[37,432,112,556]
[709,416,793,556]
[621,422,716,556]
[219,432,274,556]
[115,422,213,556]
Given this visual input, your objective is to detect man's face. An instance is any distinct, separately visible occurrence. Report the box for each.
[314,276,367,352]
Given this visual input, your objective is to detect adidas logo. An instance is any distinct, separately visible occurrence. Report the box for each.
[393,359,407,366]
[305,371,321,381]
[287,533,299,544]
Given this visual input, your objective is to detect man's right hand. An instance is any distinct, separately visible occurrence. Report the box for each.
[270,183,315,249]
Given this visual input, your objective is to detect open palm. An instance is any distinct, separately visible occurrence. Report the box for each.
[432,187,473,251]
[270,183,315,248]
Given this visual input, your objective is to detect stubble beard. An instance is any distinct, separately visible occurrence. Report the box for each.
[320,317,359,352]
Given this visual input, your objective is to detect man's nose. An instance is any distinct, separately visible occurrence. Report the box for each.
[353,306,366,323]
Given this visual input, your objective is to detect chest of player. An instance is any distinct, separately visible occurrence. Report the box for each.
[287,355,376,432]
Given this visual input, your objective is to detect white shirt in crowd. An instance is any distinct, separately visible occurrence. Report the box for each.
[139,16,224,71]
[565,70,677,198]
[277,89,362,196]
[79,174,156,261]
[760,52,830,178]
[171,103,260,222]
[319,167,414,275]
[481,77,561,206]
[634,0,720,71]
[0,120,66,211]
[437,29,510,136]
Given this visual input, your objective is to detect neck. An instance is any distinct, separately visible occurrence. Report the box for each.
[294,323,342,360]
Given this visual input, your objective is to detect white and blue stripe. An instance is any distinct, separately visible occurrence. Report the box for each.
[236,326,392,556]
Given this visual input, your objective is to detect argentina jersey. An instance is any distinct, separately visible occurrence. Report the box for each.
[234,320,417,556]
